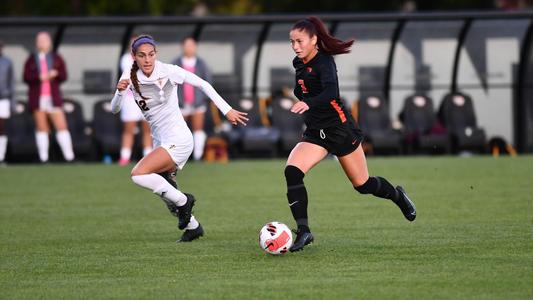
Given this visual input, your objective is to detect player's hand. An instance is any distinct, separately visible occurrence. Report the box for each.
[49,69,58,78]
[225,109,249,126]
[116,79,130,92]
[290,101,309,114]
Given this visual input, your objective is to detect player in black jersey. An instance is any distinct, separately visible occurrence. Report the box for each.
[285,17,417,252]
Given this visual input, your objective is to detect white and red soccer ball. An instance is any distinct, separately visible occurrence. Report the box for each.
[259,222,293,255]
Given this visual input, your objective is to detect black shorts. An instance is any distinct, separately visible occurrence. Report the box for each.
[302,121,364,157]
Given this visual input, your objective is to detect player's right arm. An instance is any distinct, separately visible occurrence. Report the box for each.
[110,79,131,114]
[110,68,131,114]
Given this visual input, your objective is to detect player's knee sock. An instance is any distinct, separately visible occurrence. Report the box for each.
[354,176,399,202]
[120,147,132,161]
[35,131,49,162]
[131,173,187,206]
[0,135,7,162]
[56,130,75,161]
[193,130,207,161]
[185,215,199,230]
[285,165,310,232]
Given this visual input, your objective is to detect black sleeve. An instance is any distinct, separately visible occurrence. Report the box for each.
[294,79,303,100]
[302,58,338,108]
[292,57,303,100]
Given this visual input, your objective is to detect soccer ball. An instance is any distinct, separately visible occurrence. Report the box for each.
[259,222,293,255]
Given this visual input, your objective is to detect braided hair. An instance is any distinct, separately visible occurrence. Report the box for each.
[130,34,156,100]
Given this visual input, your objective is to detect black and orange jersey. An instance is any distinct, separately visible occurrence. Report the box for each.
[293,51,353,129]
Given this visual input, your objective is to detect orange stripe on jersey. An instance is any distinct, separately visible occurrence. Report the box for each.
[330,100,347,123]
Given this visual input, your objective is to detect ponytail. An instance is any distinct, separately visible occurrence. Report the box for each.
[292,16,354,55]
[130,61,148,100]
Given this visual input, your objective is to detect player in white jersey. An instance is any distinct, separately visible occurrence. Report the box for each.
[111,35,248,242]
[117,39,152,166]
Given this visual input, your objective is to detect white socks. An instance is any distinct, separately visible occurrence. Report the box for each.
[35,131,49,162]
[56,130,75,161]
[131,173,187,206]
[120,147,132,161]
[0,135,7,162]
[193,130,207,161]
[186,215,199,230]
[36,131,75,162]
[131,173,200,230]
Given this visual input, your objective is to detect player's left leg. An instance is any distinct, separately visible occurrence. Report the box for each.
[338,145,416,221]
[131,148,196,231]
[285,142,328,252]
[177,215,204,242]
[49,109,74,161]
[157,167,179,216]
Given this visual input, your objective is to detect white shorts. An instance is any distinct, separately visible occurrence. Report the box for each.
[120,92,144,122]
[181,104,207,117]
[39,96,61,113]
[0,99,10,119]
[154,130,193,170]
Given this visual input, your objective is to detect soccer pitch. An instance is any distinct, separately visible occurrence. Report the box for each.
[1,156,532,299]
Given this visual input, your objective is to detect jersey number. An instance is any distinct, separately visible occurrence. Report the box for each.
[298,79,308,94]
[135,99,149,111]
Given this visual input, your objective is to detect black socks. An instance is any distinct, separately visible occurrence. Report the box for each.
[354,176,400,202]
[285,165,310,231]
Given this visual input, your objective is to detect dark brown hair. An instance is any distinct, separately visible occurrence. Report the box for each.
[292,16,354,55]
[130,34,156,100]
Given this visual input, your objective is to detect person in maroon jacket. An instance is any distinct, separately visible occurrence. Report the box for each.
[23,31,74,162]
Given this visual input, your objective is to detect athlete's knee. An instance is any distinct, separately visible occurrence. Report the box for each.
[354,176,376,194]
[130,173,165,197]
[351,175,370,189]
[131,165,146,177]
[284,165,305,187]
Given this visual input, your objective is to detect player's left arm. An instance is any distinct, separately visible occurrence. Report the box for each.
[301,59,338,109]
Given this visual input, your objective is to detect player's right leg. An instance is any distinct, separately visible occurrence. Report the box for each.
[130,148,195,230]
[285,142,328,252]
[33,110,50,162]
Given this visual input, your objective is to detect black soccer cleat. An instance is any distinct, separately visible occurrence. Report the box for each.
[178,223,204,242]
[177,193,195,230]
[289,229,314,252]
[394,186,417,221]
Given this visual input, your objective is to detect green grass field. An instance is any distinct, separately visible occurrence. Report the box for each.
[1,156,532,299]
